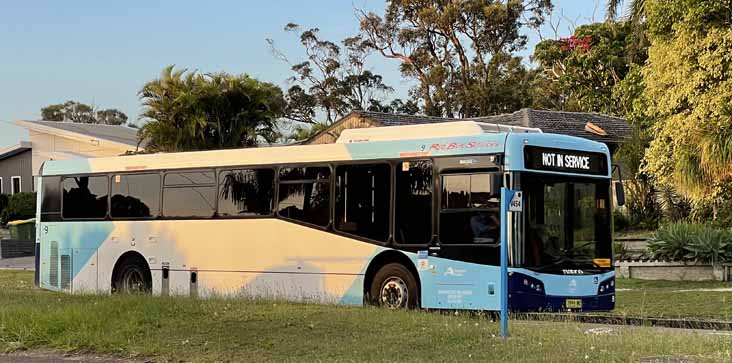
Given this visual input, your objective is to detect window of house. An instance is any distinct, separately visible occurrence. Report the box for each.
[162,170,216,218]
[11,176,21,194]
[335,164,391,242]
[62,175,109,219]
[218,168,275,217]
[278,166,331,227]
[111,173,161,218]
[395,160,433,245]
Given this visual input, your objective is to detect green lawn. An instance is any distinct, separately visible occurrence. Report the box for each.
[1,271,731,362]
[615,278,732,320]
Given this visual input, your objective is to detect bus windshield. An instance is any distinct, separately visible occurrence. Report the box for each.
[521,173,612,273]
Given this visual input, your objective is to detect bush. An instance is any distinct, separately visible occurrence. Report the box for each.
[685,228,731,266]
[613,242,630,261]
[648,222,732,264]
[613,210,631,231]
[0,193,8,217]
[647,223,702,261]
[1,192,36,225]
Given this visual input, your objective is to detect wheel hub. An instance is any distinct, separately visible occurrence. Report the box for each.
[380,277,408,308]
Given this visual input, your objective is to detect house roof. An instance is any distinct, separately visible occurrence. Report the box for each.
[349,108,631,144]
[14,120,143,148]
[0,141,31,161]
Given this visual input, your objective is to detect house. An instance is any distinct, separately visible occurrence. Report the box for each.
[305,108,631,154]
[13,120,143,178]
[0,141,33,194]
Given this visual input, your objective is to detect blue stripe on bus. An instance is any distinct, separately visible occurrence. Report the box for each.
[343,134,506,160]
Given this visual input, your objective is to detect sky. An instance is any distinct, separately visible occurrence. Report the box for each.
[0,0,605,148]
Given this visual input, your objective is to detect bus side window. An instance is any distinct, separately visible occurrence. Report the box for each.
[334,164,390,242]
[439,172,501,245]
[111,173,161,218]
[62,176,109,219]
[40,176,62,222]
[162,170,216,218]
[277,166,331,227]
[218,168,275,217]
[394,160,433,245]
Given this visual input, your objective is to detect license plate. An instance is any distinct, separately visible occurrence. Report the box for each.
[566,299,582,309]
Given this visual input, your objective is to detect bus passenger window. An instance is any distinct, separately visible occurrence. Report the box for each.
[163,171,216,218]
[395,160,433,245]
[218,169,274,217]
[335,164,390,242]
[62,176,109,219]
[439,172,501,245]
[111,173,161,218]
[278,166,331,227]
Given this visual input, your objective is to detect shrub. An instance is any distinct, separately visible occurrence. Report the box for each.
[685,228,731,266]
[613,210,631,231]
[613,242,629,261]
[647,223,702,261]
[1,192,36,225]
[0,193,8,217]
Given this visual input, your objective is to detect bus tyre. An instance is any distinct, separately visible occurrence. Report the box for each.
[371,263,418,309]
[112,255,152,294]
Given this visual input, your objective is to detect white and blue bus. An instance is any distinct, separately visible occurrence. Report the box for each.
[35,121,618,312]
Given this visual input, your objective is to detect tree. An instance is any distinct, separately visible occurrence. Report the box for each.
[642,0,732,207]
[358,0,552,117]
[139,66,286,152]
[269,24,393,125]
[606,0,646,24]
[40,100,130,125]
[531,21,645,114]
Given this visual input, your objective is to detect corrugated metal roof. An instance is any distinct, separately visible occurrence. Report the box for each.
[21,120,142,147]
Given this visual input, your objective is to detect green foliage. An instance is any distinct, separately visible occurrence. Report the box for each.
[358,0,551,117]
[648,223,732,263]
[647,223,702,261]
[532,21,645,114]
[139,66,286,152]
[613,241,630,260]
[0,194,9,218]
[685,228,731,266]
[1,192,36,225]
[642,0,732,200]
[270,25,395,125]
[613,210,632,232]
[41,100,128,125]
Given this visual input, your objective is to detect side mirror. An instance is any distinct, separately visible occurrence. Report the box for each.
[615,182,625,207]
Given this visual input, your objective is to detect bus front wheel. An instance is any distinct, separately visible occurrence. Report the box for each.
[370,263,418,309]
[112,254,152,294]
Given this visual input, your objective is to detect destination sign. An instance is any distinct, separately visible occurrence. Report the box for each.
[524,146,608,175]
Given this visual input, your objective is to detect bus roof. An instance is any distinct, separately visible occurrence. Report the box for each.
[41,123,609,177]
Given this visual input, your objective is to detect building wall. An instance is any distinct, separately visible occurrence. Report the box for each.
[28,130,136,176]
[307,115,378,145]
[0,149,33,194]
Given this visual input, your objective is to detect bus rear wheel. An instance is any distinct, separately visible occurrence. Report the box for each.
[370,263,418,309]
[112,255,152,294]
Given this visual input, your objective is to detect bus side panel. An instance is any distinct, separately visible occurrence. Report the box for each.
[404,251,503,311]
[93,219,381,303]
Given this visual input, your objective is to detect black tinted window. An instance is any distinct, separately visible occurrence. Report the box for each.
[111,174,161,218]
[395,161,433,245]
[278,166,330,227]
[335,164,391,242]
[62,176,109,219]
[163,171,216,218]
[440,172,501,245]
[219,169,275,216]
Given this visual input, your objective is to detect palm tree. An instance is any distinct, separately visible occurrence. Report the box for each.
[606,0,646,24]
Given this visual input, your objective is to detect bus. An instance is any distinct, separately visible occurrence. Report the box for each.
[35,121,619,312]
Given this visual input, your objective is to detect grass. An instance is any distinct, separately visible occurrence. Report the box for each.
[615,278,732,320]
[1,271,732,362]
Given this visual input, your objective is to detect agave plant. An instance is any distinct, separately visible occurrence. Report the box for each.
[685,228,732,266]
[647,223,701,261]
